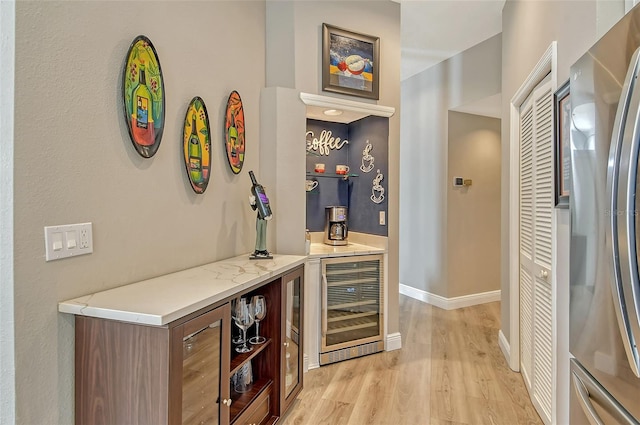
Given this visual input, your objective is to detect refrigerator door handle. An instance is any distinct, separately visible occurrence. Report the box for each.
[607,45,640,377]
[571,360,638,425]
[572,373,605,425]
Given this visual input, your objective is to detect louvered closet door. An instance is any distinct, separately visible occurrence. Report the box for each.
[519,74,553,425]
[519,93,535,390]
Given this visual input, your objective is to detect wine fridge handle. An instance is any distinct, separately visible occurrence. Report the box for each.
[321,273,328,338]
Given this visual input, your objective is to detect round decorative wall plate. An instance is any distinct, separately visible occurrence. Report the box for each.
[122,35,165,158]
[183,97,211,194]
[224,90,245,174]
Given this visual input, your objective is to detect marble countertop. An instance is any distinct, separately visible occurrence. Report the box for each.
[308,242,386,259]
[58,254,306,326]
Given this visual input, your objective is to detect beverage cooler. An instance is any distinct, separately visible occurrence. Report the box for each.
[320,254,384,365]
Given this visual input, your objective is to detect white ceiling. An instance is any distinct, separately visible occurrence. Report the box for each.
[400,0,505,81]
[399,0,505,118]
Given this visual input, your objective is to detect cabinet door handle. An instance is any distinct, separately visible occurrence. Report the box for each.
[284,342,289,348]
[222,398,232,407]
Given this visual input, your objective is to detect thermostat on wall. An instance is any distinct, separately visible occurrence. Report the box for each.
[453,177,472,187]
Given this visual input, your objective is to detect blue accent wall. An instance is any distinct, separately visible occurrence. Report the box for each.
[305,116,388,236]
[347,116,388,236]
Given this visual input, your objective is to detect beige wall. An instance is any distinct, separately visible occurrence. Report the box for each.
[446,112,501,298]
[13,1,266,422]
[400,34,501,298]
[8,1,400,422]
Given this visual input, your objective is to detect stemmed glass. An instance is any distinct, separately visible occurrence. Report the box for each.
[230,298,244,344]
[249,295,267,344]
[233,297,255,353]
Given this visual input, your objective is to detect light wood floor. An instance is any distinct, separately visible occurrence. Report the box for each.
[281,295,542,425]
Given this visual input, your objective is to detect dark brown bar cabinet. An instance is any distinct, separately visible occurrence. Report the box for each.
[72,262,304,425]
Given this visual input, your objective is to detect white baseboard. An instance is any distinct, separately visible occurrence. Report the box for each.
[386,332,402,351]
[498,329,510,364]
[399,283,501,310]
[304,354,320,372]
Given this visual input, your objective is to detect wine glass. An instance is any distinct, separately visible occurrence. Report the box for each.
[230,298,244,344]
[249,295,267,344]
[233,298,254,353]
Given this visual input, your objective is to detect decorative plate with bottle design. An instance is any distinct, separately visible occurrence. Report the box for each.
[122,35,165,158]
[224,91,245,174]
[183,97,211,194]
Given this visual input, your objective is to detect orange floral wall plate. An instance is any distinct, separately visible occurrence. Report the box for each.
[224,91,245,174]
[122,35,165,158]
[183,97,211,194]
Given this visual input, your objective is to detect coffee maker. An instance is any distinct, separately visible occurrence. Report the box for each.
[324,206,348,246]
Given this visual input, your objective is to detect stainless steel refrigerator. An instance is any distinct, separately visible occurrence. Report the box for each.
[570,6,640,425]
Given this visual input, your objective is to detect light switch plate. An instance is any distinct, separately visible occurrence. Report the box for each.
[44,222,93,261]
[379,211,386,225]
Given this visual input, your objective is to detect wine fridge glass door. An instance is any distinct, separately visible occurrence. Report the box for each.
[321,255,384,355]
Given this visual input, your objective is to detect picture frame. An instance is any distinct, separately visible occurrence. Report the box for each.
[322,23,379,100]
[554,79,571,208]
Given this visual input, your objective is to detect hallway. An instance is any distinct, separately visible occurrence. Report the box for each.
[281,295,542,424]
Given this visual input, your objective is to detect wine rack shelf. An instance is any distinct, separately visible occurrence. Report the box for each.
[230,378,272,422]
[230,338,272,376]
[327,310,378,323]
[327,299,377,310]
[325,266,378,276]
[327,278,378,287]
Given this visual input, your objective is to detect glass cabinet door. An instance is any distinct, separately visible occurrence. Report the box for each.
[171,304,231,425]
[281,266,304,414]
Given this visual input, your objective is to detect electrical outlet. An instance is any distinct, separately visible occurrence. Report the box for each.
[44,222,93,261]
[79,228,90,249]
[379,211,386,225]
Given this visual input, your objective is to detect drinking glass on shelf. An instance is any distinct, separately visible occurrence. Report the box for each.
[249,295,267,345]
[230,298,244,344]
[233,297,255,353]
[234,361,253,393]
